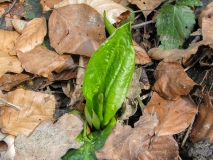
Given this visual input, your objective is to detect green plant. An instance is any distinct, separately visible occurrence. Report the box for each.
[156,0,202,49]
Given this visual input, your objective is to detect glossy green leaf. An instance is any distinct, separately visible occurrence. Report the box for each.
[176,0,202,6]
[62,117,116,160]
[156,4,195,49]
[104,11,115,35]
[83,22,135,129]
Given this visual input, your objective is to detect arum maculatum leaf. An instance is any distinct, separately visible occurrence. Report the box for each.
[83,22,135,130]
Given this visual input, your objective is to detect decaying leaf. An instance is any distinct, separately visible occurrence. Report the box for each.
[17,45,75,78]
[198,1,213,26]
[0,73,31,91]
[133,41,152,65]
[12,19,27,34]
[153,62,196,100]
[191,92,213,143]
[0,133,15,160]
[68,56,89,106]
[128,0,161,18]
[53,0,127,24]
[10,18,47,55]
[0,89,55,136]
[14,113,83,160]
[202,17,213,48]
[48,4,106,56]
[144,92,198,136]
[96,113,158,159]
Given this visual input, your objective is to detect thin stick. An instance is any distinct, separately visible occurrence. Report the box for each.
[131,20,155,29]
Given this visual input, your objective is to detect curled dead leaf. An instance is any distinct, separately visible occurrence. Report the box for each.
[198,1,213,26]
[202,17,213,48]
[49,4,106,56]
[0,89,55,136]
[153,62,196,100]
[12,19,27,34]
[144,92,198,136]
[10,18,47,55]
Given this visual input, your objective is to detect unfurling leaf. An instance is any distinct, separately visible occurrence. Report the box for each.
[156,4,195,49]
[83,22,135,130]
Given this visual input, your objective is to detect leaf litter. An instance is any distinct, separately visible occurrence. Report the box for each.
[0,0,212,159]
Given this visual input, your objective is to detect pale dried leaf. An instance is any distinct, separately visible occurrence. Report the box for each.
[14,113,83,160]
[0,30,19,53]
[0,89,55,136]
[49,4,106,56]
[198,1,213,26]
[95,113,159,160]
[0,56,23,78]
[191,92,213,143]
[12,19,27,34]
[202,17,213,48]
[17,45,75,78]
[153,62,196,100]
[0,134,15,160]
[69,56,89,106]
[114,0,130,6]
[144,92,198,136]
[11,18,47,55]
[54,0,127,24]
[128,0,161,18]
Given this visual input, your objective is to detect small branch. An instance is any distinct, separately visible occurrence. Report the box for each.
[131,20,155,29]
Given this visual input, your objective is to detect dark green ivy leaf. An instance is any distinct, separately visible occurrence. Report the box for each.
[61,118,116,160]
[156,4,195,49]
[22,0,43,20]
[176,0,203,7]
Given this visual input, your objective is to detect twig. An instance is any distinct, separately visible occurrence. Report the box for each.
[0,0,18,26]
[131,20,155,29]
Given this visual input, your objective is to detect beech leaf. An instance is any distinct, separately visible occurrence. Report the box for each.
[48,4,106,56]
[156,4,195,49]
[14,113,83,160]
[0,89,55,136]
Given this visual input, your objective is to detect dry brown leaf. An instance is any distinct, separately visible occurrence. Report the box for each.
[144,92,198,136]
[138,136,178,160]
[153,61,196,100]
[0,73,31,91]
[0,30,19,53]
[54,0,127,24]
[42,0,62,8]
[12,19,27,34]
[198,1,213,26]
[53,68,77,81]
[128,0,161,18]
[14,113,83,160]
[133,41,152,65]
[0,56,23,78]
[148,40,211,65]
[0,133,15,160]
[96,113,158,160]
[191,92,213,143]
[0,88,55,136]
[17,45,75,78]
[114,0,130,6]
[202,17,213,48]
[10,18,47,55]
[69,56,89,106]
[49,4,106,56]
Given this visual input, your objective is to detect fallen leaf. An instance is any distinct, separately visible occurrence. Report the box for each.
[96,113,158,159]
[49,4,106,56]
[14,113,83,160]
[54,0,127,24]
[198,1,213,26]
[144,92,198,136]
[42,0,62,8]
[69,56,89,106]
[153,61,196,100]
[199,48,213,67]
[0,133,15,160]
[0,88,55,136]
[128,0,161,18]
[0,73,31,91]
[12,19,27,34]
[53,68,77,81]
[133,41,152,65]
[17,45,75,78]
[202,17,213,48]
[191,92,213,143]
[0,56,23,78]
[10,18,47,55]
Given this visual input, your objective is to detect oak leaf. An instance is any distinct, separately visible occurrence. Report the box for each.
[144,92,198,136]
[10,18,47,55]
[153,61,196,100]
[0,89,55,136]
[48,4,106,56]
[14,113,83,160]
